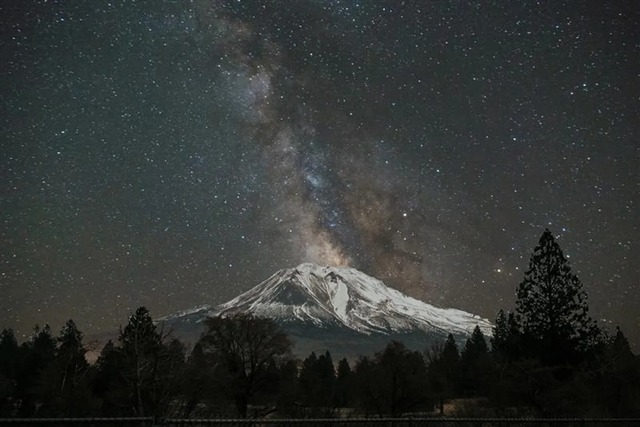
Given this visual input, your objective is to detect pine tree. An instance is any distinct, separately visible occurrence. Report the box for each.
[354,341,429,417]
[0,329,18,374]
[491,310,509,353]
[179,343,210,418]
[459,326,492,397]
[298,351,319,408]
[608,327,634,368]
[56,320,89,394]
[119,307,160,416]
[93,340,129,416]
[442,334,460,364]
[118,307,181,417]
[426,334,460,413]
[274,358,298,415]
[516,229,599,364]
[463,326,489,358]
[600,327,640,416]
[298,350,336,413]
[0,329,19,416]
[335,358,352,408]
[16,324,57,415]
[491,309,522,361]
[46,320,94,416]
[316,351,336,410]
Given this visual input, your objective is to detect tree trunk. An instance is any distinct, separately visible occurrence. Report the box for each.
[235,394,248,418]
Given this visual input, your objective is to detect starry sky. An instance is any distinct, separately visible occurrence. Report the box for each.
[2,1,638,348]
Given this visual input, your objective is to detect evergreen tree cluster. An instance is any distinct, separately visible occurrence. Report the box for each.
[0,230,638,418]
[487,230,640,416]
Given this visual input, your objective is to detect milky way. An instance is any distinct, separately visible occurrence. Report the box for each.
[1,1,638,348]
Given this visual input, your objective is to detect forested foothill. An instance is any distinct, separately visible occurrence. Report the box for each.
[1,230,638,419]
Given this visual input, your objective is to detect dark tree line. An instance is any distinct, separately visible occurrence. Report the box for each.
[1,230,639,418]
[486,230,640,416]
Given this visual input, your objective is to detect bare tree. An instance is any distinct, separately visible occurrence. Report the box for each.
[198,313,292,417]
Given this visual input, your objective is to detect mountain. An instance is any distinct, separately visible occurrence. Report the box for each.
[161,263,492,359]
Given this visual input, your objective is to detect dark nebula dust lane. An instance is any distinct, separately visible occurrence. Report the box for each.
[1,1,638,347]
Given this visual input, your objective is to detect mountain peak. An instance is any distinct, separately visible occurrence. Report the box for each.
[216,264,492,337]
[284,263,350,277]
[160,264,493,359]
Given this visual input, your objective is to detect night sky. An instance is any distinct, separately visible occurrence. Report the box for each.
[2,1,638,348]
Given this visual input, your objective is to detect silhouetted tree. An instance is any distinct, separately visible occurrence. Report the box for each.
[93,340,129,416]
[274,359,298,416]
[516,230,600,365]
[464,326,489,360]
[488,230,614,416]
[316,351,336,405]
[15,324,56,416]
[95,307,185,417]
[198,313,292,418]
[491,309,522,361]
[354,341,429,417]
[119,307,164,417]
[335,358,352,408]
[596,327,640,416]
[298,351,318,408]
[459,326,493,397]
[298,350,336,413]
[158,338,187,416]
[178,342,213,418]
[489,310,532,413]
[352,355,374,414]
[42,320,96,415]
[427,334,460,413]
[0,329,19,416]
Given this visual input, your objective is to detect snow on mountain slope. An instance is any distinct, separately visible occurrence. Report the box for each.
[212,263,492,337]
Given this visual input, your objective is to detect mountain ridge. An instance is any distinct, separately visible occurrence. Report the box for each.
[160,264,492,358]
[214,263,492,336]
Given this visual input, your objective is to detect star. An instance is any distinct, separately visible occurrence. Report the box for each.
[0,0,637,350]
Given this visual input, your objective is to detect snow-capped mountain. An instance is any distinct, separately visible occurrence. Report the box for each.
[161,263,492,358]
[218,263,491,336]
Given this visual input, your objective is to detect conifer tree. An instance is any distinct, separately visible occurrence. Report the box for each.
[594,327,640,416]
[119,307,162,416]
[608,327,635,368]
[335,358,352,408]
[179,342,212,418]
[298,351,336,412]
[298,351,319,407]
[0,329,19,416]
[354,341,428,417]
[15,324,57,415]
[44,320,95,416]
[93,340,128,416]
[463,326,489,358]
[117,307,183,417]
[426,334,459,413]
[516,229,599,363]
[459,326,492,397]
[0,329,18,373]
[56,320,89,393]
[491,309,522,361]
[317,351,336,403]
[491,310,509,353]
[274,358,298,415]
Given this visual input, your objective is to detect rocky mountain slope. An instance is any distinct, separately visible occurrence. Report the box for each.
[161,263,492,358]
